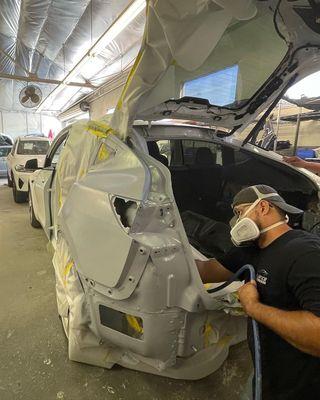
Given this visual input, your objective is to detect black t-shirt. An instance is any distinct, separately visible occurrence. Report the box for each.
[218,229,320,400]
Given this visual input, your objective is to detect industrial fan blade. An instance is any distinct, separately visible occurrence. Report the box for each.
[31,94,40,103]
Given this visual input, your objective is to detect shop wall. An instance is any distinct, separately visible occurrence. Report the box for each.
[0,111,61,139]
[89,86,124,120]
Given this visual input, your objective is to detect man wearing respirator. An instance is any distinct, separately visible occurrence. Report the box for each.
[196,185,320,400]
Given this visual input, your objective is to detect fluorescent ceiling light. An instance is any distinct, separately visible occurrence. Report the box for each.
[89,0,145,57]
[38,0,146,113]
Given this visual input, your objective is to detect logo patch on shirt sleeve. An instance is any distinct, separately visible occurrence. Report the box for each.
[256,269,269,285]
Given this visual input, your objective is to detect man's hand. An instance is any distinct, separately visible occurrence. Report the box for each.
[283,156,307,168]
[238,280,260,317]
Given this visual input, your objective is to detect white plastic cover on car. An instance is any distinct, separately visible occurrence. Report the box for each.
[111,0,259,137]
[51,120,125,367]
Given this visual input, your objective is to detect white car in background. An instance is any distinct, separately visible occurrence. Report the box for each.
[0,133,14,146]
[0,145,12,177]
[7,135,50,203]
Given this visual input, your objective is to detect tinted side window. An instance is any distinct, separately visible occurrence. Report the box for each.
[181,140,222,166]
[147,140,183,167]
[0,147,11,157]
[157,140,171,164]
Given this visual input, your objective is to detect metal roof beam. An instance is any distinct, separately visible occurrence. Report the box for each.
[0,72,96,88]
[37,0,145,113]
[0,47,30,76]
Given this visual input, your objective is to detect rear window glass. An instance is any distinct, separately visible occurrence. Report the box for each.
[17,140,49,155]
[0,147,11,157]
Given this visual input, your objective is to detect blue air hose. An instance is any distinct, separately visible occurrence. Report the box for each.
[207,264,262,400]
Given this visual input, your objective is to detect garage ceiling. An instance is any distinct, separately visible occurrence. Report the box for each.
[0,0,145,114]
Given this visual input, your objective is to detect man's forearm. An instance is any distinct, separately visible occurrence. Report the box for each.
[196,259,233,283]
[248,302,320,357]
[303,161,320,174]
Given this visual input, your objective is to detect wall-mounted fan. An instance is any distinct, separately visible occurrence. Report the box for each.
[19,85,42,108]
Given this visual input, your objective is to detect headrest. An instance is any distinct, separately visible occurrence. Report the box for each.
[147,141,160,157]
[147,140,168,166]
[195,147,215,165]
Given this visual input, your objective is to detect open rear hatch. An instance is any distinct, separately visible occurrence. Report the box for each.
[111,0,320,140]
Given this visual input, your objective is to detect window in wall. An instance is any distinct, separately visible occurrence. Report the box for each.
[183,65,239,107]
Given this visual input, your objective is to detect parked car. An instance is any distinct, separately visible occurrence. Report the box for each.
[28,0,320,380]
[6,135,50,202]
[0,145,12,177]
[0,133,14,146]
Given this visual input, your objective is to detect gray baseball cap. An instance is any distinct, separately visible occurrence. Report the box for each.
[232,185,303,215]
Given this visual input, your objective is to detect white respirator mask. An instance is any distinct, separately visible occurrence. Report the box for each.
[230,196,289,247]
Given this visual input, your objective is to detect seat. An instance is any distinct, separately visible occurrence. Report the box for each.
[170,167,196,211]
[181,210,233,258]
[194,147,217,166]
[189,147,223,217]
[147,141,169,167]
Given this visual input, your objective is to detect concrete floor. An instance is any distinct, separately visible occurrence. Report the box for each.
[0,184,252,400]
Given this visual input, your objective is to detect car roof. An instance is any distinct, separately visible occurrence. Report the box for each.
[18,135,49,141]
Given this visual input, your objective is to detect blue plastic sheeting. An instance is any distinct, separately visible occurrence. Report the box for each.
[297,148,316,159]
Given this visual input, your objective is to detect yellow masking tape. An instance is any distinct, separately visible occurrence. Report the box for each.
[79,168,86,178]
[204,322,213,347]
[117,49,144,110]
[126,315,143,334]
[116,1,150,111]
[87,121,114,138]
[97,143,109,161]
[63,261,73,286]
[58,189,62,208]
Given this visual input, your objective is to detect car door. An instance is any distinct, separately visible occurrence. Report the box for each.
[32,131,68,238]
